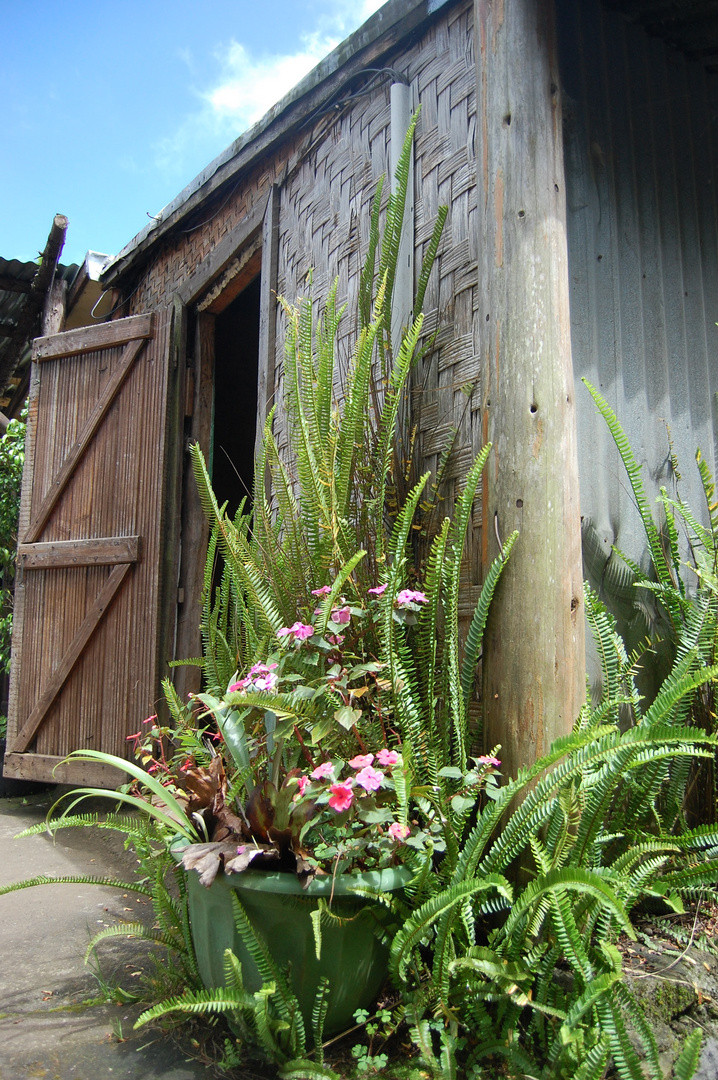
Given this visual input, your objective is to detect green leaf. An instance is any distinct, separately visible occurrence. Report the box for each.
[333,706,362,730]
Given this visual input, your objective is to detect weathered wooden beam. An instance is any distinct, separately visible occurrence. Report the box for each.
[18,535,140,569]
[476,0,585,781]
[32,311,153,362]
[0,214,68,394]
[2,752,126,788]
[177,198,266,306]
[255,185,281,460]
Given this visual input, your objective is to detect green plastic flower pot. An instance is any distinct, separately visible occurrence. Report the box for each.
[172,842,411,1035]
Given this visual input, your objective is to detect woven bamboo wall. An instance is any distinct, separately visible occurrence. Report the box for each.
[276,0,481,619]
[126,0,482,636]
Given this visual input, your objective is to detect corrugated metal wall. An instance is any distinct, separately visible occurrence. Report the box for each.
[558,0,718,666]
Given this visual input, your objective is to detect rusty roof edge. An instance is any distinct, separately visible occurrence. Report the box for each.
[101,0,454,289]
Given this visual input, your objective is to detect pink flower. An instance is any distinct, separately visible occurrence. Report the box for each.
[368,584,387,596]
[230,663,279,693]
[311,585,332,596]
[277,621,314,641]
[396,589,428,607]
[293,774,310,800]
[328,781,354,811]
[253,672,278,691]
[311,761,335,780]
[355,765,384,792]
[476,755,501,768]
[376,749,399,767]
[349,753,374,768]
[388,822,410,842]
[326,634,345,646]
[331,606,351,625]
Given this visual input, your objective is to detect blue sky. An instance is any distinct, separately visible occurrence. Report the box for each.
[1,0,384,267]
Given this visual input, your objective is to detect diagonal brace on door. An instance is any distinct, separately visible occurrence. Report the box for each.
[7,557,137,755]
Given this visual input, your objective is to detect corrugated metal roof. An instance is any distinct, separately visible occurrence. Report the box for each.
[0,258,79,415]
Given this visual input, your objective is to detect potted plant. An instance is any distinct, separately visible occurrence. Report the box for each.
[29,116,514,1050]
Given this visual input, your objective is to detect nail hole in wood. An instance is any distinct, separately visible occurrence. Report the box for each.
[530,403,538,414]
[516,498,523,508]
[503,113,511,126]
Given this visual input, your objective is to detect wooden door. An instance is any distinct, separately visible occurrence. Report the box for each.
[4,310,178,787]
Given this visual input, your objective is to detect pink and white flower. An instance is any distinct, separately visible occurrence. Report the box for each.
[388,822,410,842]
[396,589,428,607]
[311,585,332,596]
[368,584,387,596]
[376,748,399,767]
[311,761,335,780]
[355,765,384,792]
[277,621,314,642]
[330,606,351,625]
[476,754,501,768]
[230,662,279,693]
[348,753,374,769]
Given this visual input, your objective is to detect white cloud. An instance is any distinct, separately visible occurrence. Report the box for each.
[204,38,337,129]
[154,0,387,181]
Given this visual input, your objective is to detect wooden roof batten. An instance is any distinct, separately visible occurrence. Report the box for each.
[99,0,454,291]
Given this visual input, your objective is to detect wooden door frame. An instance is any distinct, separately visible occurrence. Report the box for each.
[172,187,280,700]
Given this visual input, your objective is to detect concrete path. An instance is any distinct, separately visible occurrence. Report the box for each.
[0,786,227,1080]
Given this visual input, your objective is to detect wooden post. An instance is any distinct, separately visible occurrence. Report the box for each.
[475,0,585,780]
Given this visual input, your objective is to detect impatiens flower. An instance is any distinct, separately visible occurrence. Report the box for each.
[311,585,332,596]
[311,761,335,780]
[230,663,279,693]
[328,781,354,811]
[376,748,399,767]
[476,755,501,767]
[348,753,374,769]
[355,765,384,792]
[396,589,428,606]
[253,672,278,691]
[330,606,351,625]
[293,774,310,800]
[368,584,387,596]
[326,634,345,646]
[249,662,279,675]
[277,621,314,641]
[388,822,411,842]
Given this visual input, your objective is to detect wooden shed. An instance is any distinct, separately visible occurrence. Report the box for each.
[5,0,718,787]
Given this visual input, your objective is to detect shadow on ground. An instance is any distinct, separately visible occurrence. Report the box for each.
[0,786,231,1080]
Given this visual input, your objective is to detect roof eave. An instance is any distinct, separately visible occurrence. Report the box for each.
[101,0,453,289]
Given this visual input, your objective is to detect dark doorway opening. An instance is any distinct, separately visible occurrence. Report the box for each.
[212,275,260,517]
